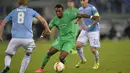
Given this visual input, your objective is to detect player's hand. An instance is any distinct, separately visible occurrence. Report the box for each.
[81,26,88,30]
[74,20,79,24]
[44,28,51,35]
[92,16,98,20]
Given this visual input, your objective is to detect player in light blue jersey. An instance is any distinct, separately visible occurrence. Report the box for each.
[0,0,50,73]
[75,0,100,69]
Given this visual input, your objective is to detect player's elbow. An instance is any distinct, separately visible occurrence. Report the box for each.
[0,20,6,28]
[93,16,100,21]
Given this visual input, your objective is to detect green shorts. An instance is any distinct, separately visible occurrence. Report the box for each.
[52,37,75,54]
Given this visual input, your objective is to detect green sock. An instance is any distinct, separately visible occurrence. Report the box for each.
[41,54,50,68]
[60,58,66,64]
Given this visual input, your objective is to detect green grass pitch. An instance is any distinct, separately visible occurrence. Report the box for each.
[0,40,130,73]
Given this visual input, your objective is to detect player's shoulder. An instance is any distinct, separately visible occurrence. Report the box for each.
[27,7,35,11]
[64,9,68,12]
[88,4,97,9]
[52,16,58,20]
[88,4,94,7]
[73,7,78,10]
[73,7,78,12]
[79,6,83,10]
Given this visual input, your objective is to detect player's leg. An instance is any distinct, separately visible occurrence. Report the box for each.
[75,30,88,68]
[59,51,68,64]
[36,38,60,72]
[19,39,35,73]
[91,48,99,69]
[88,31,100,69]
[41,46,58,68]
[41,38,61,69]
[36,46,58,72]
[1,38,20,73]
[60,40,75,64]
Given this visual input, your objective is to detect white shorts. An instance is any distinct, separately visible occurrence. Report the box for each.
[77,30,100,48]
[5,38,36,55]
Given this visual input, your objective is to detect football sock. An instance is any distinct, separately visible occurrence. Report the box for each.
[5,55,11,67]
[19,56,30,73]
[41,54,51,68]
[76,48,86,60]
[60,58,66,64]
[93,50,99,63]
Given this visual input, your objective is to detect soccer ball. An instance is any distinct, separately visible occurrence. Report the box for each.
[54,62,65,72]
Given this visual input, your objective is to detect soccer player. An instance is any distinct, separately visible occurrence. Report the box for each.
[64,0,79,38]
[35,4,98,72]
[0,0,50,73]
[64,0,79,54]
[75,0,100,69]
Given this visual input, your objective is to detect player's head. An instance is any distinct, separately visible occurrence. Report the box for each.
[67,0,75,8]
[55,4,64,18]
[18,0,28,6]
[80,0,89,8]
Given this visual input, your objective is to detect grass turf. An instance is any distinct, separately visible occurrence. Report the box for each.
[0,40,130,73]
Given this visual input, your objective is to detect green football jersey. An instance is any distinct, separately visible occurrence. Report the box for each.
[49,10,78,40]
[64,8,79,37]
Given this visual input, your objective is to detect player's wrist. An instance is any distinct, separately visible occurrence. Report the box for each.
[90,16,93,19]
[88,25,91,28]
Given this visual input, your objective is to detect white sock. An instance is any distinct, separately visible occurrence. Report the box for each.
[76,48,86,60]
[93,50,99,63]
[19,56,30,73]
[5,55,12,67]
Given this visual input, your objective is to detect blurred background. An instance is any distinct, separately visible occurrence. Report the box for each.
[0,0,130,41]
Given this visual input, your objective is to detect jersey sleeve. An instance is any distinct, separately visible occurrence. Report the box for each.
[92,6,100,16]
[4,10,14,21]
[33,10,40,17]
[79,8,82,14]
[49,17,56,28]
[76,8,79,14]
[67,12,77,20]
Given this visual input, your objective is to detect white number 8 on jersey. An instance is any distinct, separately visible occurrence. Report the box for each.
[18,12,25,24]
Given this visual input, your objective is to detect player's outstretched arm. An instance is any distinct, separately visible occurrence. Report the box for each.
[36,16,51,37]
[90,16,100,27]
[0,20,7,41]
[77,14,99,20]
[74,18,84,24]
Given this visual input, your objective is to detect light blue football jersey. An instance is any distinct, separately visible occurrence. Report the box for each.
[4,6,40,38]
[79,4,100,32]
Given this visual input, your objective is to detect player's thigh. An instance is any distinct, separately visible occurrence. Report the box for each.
[5,38,20,55]
[62,40,75,54]
[47,46,59,56]
[77,30,88,46]
[52,38,62,51]
[22,39,36,54]
[88,31,100,48]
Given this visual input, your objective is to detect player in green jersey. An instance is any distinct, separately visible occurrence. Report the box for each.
[64,0,79,54]
[64,0,79,37]
[36,4,98,72]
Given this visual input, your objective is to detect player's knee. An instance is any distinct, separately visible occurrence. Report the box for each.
[6,53,13,58]
[91,47,97,53]
[26,52,31,56]
[47,51,53,56]
[76,42,83,48]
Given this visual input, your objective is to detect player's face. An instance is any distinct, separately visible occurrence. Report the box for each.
[18,0,28,5]
[68,1,74,8]
[80,0,88,8]
[24,0,28,5]
[55,8,63,18]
